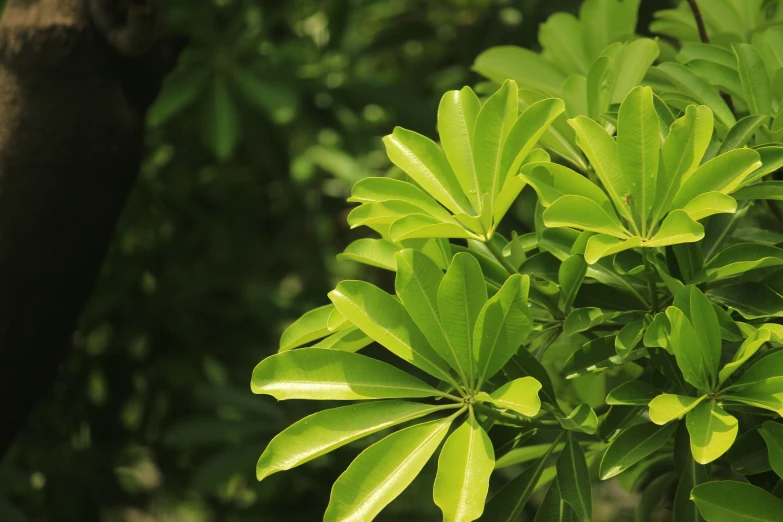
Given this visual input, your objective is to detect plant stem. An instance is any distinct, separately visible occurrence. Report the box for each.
[484,239,563,319]
[687,0,736,114]
[642,252,659,313]
[434,388,467,402]
[687,0,710,44]
[472,402,560,428]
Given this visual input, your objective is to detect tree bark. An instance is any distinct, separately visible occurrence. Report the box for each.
[0,0,177,456]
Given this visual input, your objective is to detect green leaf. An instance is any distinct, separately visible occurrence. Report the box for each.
[544,195,630,238]
[733,181,783,201]
[389,215,476,241]
[655,62,736,127]
[327,308,348,332]
[564,336,647,379]
[476,377,542,417]
[610,38,660,105]
[472,46,566,96]
[337,238,399,271]
[752,26,783,77]
[615,319,647,358]
[518,90,587,171]
[499,98,566,190]
[682,192,737,222]
[559,254,587,310]
[231,69,297,123]
[493,175,527,227]
[740,146,783,186]
[521,162,614,213]
[724,377,783,416]
[653,105,714,224]
[324,416,453,522]
[718,328,772,385]
[600,422,677,479]
[147,65,209,126]
[204,74,239,160]
[646,210,704,247]
[760,421,783,479]
[581,0,640,60]
[734,43,773,116]
[672,149,762,210]
[251,349,441,400]
[496,442,566,470]
[637,472,677,522]
[349,178,454,223]
[563,307,626,337]
[439,253,488,388]
[257,401,453,480]
[585,235,642,264]
[433,413,494,522]
[504,348,558,407]
[312,327,372,353]
[718,114,767,155]
[687,60,744,101]
[474,80,518,207]
[347,200,433,229]
[483,437,563,522]
[678,43,738,69]
[329,281,453,383]
[667,288,721,390]
[279,304,336,352]
[618,86,660,234]
[691,481,783,522]
[606,381,660,406]
[558,403,598,435]
[673,454,708,522]
[473,274,533,388]
[702,243,783,282]
[533,480,574,522]
[643,312,671,350]
[383,127,472,215]
[649,394,707,425]
[438,87,482,210]
[395,250,465,384]
[707,283,783,320]
[686,400,738,465]
[734,347,783,385]
[569,115,634,224]
[539,12,589,74]
[556,433,592,521]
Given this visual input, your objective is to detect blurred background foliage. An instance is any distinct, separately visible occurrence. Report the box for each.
[0,0,672,520]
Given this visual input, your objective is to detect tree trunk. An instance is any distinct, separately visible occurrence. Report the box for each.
[0,0,176,456]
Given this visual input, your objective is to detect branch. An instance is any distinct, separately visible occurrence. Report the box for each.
[687,0,710,44]
[686,0,736,115]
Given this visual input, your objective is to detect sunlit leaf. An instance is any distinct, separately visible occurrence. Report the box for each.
[325,416,454,521]
[433,414,494,522]
[257,401,454,480]
[251,349,441,401]
[686,400,738,465]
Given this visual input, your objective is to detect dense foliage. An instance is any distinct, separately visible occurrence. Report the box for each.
[251,0,783,521]
[1,1,550,521]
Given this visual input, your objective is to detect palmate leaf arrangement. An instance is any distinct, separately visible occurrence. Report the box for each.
[250,1,783,521]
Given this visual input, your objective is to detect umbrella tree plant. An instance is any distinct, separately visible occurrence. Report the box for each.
[250,1,783,521]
